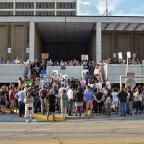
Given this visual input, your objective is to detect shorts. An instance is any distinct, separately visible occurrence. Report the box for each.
[75,102,83,107]
[10,100,15,107]
[86,101,93,110]
[48,104,55,113]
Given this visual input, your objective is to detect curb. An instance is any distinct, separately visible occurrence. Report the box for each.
[34,114,65,121]
[13,109,65,121]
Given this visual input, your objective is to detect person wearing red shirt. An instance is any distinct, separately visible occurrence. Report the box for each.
[9,85,15,114]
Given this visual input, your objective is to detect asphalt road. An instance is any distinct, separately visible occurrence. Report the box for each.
[0,119,144,144]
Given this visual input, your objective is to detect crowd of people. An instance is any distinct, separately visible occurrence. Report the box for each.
[0,57,144,123]
[1,56,144,66]
[0,65,144,122]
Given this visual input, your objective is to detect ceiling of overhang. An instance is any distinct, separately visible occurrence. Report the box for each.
[102,23,144,31]
[36,22,95,42]
[36,22,144,42]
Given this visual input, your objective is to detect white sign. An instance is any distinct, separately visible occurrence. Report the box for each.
[133,53,136,58]
[8,48,11,54]
[62,75,68,79]
[82,69,89,75]
[127,52,131,58]
[52,70,58,77]
[118,52,123,59]
[81,55,88,61]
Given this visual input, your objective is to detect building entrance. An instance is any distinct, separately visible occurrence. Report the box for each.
[36,22,95,61]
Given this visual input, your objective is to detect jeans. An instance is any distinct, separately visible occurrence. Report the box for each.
[135,101,142,113]
[68,99,73,116]
[120,102,127,116]
[18,101,25,117]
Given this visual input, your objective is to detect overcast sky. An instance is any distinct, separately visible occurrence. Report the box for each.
[77,0,144,16]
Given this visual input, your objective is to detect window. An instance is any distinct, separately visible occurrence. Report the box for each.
[16,2,34,9]
[57,11,75,16]
[36,11,55,16]
[57,2,76,9]
[36,2,54,9]
[15,11,34,16]
[0,2,13,9]
[0,11,13,16]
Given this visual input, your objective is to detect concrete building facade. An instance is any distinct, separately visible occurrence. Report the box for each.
[0,16,144,62]
[0,0,77,16]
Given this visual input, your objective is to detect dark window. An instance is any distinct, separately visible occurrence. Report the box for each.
[0,2,13,9]
[36,2,54,9]
[57,2,76,9]
[57,11,75,16]
[36,11,55,16]
[15,11,34,16]
[16,2,34,9]
[0,11,13,16]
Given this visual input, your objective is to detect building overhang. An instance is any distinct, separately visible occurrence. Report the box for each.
[1,16,144,42]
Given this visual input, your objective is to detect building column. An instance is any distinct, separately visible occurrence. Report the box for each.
[29,22,35,62]
[13,0,15,15]
[54,2,57,16]
[96,22,102,63]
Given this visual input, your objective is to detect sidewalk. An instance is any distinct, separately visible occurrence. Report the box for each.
[1,111,144,122]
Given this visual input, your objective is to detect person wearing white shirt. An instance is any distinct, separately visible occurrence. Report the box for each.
[106,80,111,90]
[112,88,119,112]
[67,85,74,116]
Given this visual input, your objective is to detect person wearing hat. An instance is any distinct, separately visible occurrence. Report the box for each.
[24,90,36,122]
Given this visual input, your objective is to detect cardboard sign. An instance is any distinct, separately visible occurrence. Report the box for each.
[42,53,49,59]
[94,68,100,75]
[127,73,135,79]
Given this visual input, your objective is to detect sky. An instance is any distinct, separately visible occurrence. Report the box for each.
[77,0,144,16]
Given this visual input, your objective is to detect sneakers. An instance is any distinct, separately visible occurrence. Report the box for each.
[26,118,36,122]
[32,118,36,122]
[26,119,29,123]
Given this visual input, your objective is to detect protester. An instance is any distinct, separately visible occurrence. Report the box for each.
[8,85,15,114]
[0,86,7,114]
[24,90,36,122]
[118,87,128,116]
[74,87,84,116]
[45,89,56,120]
[60,89,68,116]
[15,87,26,117]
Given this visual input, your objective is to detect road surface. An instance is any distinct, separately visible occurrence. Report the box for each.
[0,118,144,144]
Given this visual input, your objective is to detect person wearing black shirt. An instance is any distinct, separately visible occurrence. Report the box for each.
[127,87,133,115]
[95,89,105,113]
[74,88,83,116]
[46,89,56,121]
[117,87,128,116]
